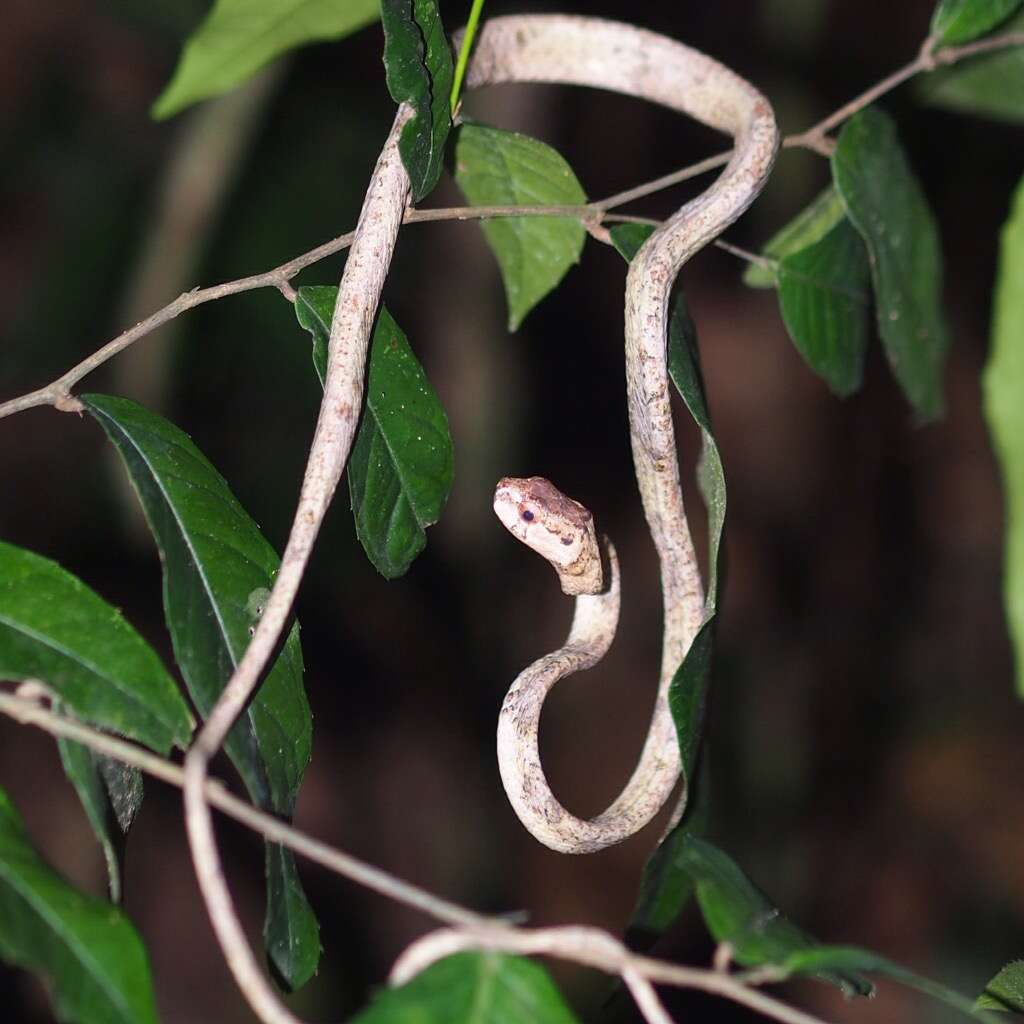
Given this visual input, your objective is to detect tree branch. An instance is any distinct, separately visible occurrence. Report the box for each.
[0,687,831,1024]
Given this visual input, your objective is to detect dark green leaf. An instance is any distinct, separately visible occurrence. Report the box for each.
[152,0,379,119]
[781,948,992,1019]
[983,174,1024,696]
[832,107,950,420]
[57,712,143,904]
[295,287,454,579]
[930,0,1023,43]
[381,0,454,202]
[0,540,192,753]
[627,768,710,944]
[455,123,587,330]
[83,394,319,991]
[0,786,158,1024]
[920,11,1024,122]
[977,960,1024,1011]
[351,952,579,1023]
[777,216,872,396]
[678,835,873,997]
[742,188,847,289]
[609,223,656,263]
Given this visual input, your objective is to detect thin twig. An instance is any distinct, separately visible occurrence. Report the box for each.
[389,927,833,1024]
[0,688,488,927]
[0,688,829,1024]
[784,28,1024,154]
[3,27,1022,422]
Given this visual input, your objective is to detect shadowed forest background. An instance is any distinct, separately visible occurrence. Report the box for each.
[2,0,1022,1021]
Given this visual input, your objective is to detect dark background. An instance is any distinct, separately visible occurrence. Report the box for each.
[2,1,1022,1021]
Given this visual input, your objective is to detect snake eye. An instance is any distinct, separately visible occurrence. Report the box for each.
[521,509,534,522]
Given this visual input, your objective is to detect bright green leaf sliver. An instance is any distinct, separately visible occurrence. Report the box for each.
[381,0,454,202]
[984,173,1024,697]
[455,122,587,330]
[295,286,454,579]
[920,11,1024,123]
[930,0,1023,44]
[977,960,1024,1011]
[832,107,950,421]
[0,786,158,1024]
[351,952,579,1023]
[743,187,848,289]
[152,0,380,119]
[0,541,192,753]
[82,394,319,991]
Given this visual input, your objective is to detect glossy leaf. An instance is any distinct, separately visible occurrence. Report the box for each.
[743,188,848,289]
[777,216,872,396]
[455,122,587,330]
[930,0,1023,43]
[679,835,873,997]
[83,394,319,991]
[977,960,1024,1011]
[0,786,158,1024]
[351,952,579,1023]
[381,0,454,202]
[152,0,379,119]
[983,174,1024,696]
[0,540,192,753]
[57,713,143,903]
[296,287,454,579]
[832,107,950,420]
[921,11,1024,123]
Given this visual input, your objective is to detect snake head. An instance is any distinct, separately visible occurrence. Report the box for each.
[493,476,603,596]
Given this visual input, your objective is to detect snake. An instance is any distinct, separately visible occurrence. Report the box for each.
[477,17,779,854]
[182,15,777,1021]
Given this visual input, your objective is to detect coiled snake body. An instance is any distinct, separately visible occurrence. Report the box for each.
[482,17,779,854]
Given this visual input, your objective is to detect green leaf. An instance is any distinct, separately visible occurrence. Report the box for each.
[978,960,1024,1011]
[780,948,993,1020]
[351,952,579,1023]
[152,0,379,119]
[57,715,144,903]
[82,394,319,991]
[0,541,192,753]
[295,287,454,579]
[455,123,587,330]
[609,223,656,262]
[930,0,1023,43]
[776,216,872,396]
[742,188,848,289]
[0,786,158,1024]
[832,107,950,420]
[984,174,1024,697]
[381,0,454,202]
[678,835,874,997]
[920,11,1024,123]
